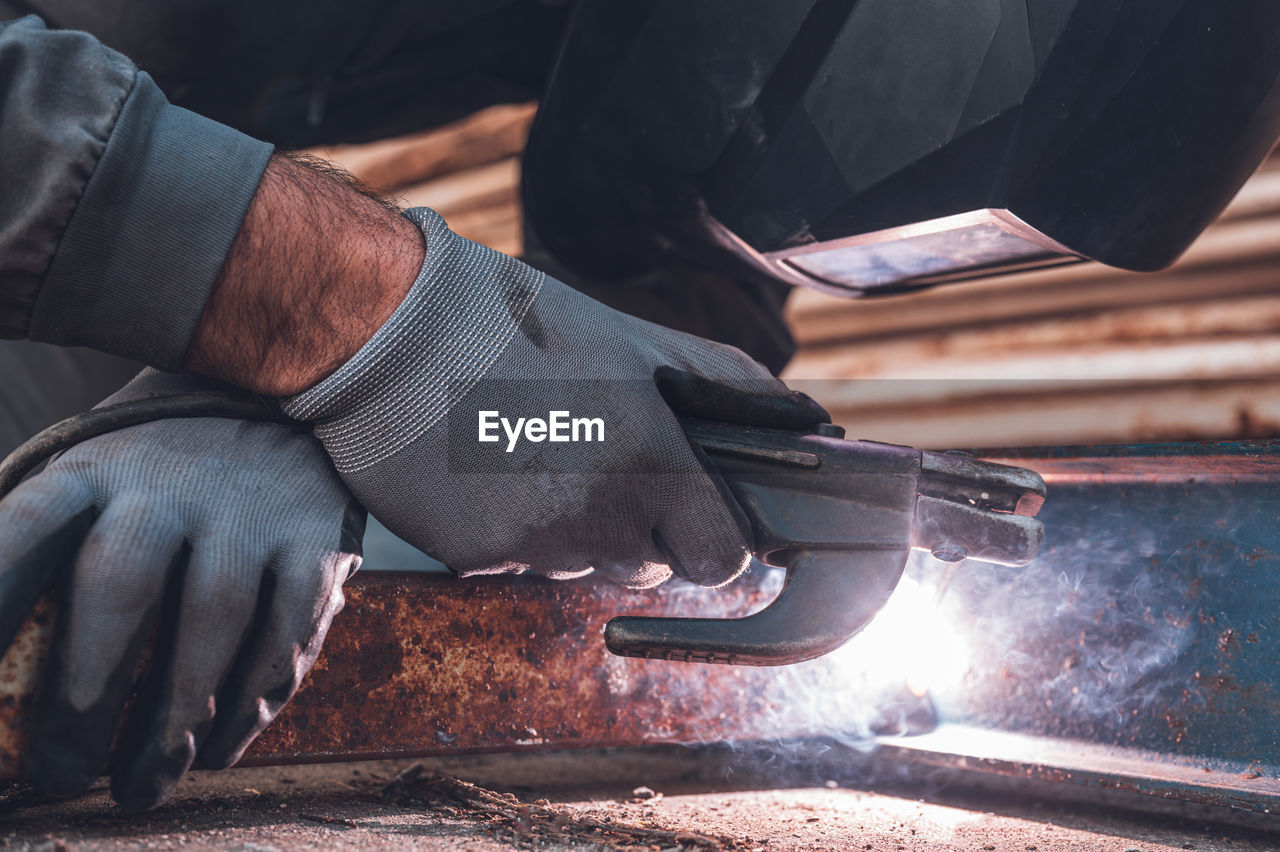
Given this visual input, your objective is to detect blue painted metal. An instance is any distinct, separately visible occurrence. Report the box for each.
[887,441,1280,815]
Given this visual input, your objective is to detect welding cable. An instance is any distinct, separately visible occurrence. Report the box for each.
[0,393,290,498]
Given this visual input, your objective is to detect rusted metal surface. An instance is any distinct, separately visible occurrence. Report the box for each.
[248,571,804,763]
[0,595,52,776]
[5,440,1280,821]
[1,568,848,775]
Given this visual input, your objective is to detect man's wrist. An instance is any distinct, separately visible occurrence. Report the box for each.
[282,207,546,473]
[186,152,425,396]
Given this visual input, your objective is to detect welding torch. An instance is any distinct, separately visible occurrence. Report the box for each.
[606,418,1045,666]
[0,395,1046,669]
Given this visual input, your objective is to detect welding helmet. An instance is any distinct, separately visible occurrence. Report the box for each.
[524,0,1280,297]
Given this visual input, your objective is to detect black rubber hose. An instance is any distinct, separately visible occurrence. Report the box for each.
[0,393,291,498]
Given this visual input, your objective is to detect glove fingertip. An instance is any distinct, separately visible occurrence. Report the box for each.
[653,365,830,430]
[110,743,191,812]
[788,388,832,424]
[592,559,673,590]
[191,739,239,772]
[652,526,750,589]
[192,705,272,772]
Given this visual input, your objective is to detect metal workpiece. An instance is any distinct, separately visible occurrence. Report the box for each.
[603,419,1045,666]
[4,440,1280,822]
[873,725,1280,820]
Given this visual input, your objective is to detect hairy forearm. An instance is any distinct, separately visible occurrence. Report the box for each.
[186,153,424,396]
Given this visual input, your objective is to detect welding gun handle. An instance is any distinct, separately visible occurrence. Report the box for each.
[611,418,1046,667]
[604,547,907,666]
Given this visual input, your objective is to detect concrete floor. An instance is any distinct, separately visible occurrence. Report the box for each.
[2,749,1278,851]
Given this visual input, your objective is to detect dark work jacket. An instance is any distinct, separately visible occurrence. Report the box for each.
[0,15,271,369]
[0,2,565,369]
[0,1,795,374]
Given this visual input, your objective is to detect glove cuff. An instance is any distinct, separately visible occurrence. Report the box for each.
[280,207,545,473]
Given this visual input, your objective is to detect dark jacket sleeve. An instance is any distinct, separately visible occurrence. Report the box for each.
[0,15,272,369]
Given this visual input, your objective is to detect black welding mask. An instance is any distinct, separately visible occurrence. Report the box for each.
[524,0,1280,297]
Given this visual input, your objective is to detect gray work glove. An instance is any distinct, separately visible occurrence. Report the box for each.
[0,370,364,811]
[284,208,826,590]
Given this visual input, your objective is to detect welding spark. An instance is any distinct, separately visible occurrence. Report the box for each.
[841,571,972,697]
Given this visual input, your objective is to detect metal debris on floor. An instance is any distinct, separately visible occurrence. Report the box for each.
[379,767,746,850]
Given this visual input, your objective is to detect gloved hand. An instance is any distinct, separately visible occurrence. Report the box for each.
[284,207,826,590]
[0,370,364,811]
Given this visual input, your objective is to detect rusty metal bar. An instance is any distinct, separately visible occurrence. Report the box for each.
[0,568,823,772]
